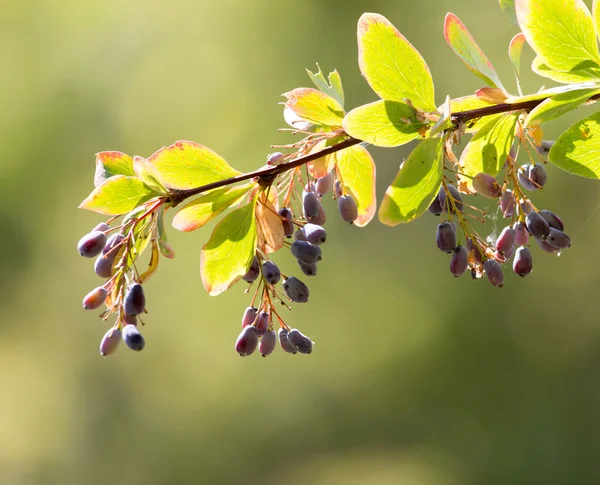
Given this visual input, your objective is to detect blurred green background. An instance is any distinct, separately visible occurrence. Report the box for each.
[3,0,600,483]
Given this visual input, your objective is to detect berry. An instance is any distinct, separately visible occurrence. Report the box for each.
[513,221,530,246]
[539,210,564,231]
[500,189,515,218]
[513,246,533,277]
[278,328,297,354]
[259,329,277,357]
[262,261,281,285]
[266,152,285,166]
[537,140,555,156]
[334,180,343,199]
[122,324,145,351]
[518,164,546,190]
[124,283,146,316]
[308,202,326,225]
[495,226,516,256]
[255,311,269,336]
[546,228,571,249]
[446,184,464,212]
[338,195,358,223]
[235,326,258,356]
[436,222,456,253]
[297,260,318,276]
[525,211,550,240]
[99,328,121,356]
[287,329,313,354]
[302,223,326,245]
[78,231,107,258]
[315,172,334,196]
[94,254,114,279]
[241,306,258,328]
[291,240,322,264]
[473,172,502,198]
[428,186,446,216]
[283,276,309,303]
[484,259,504,287]
[303,191,321,219]
[242,256,260,282]
[102,233,124,255]
[83,286,108,310]
[294,228,307,241]
[93,222,110,233]
[535,237,560,254]
[449,246,469,277]
[278,208,294,238]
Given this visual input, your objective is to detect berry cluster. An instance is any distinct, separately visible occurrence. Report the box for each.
[429,140,571,286]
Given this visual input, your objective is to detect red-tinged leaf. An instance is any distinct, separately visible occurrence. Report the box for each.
[94,151,135,187]
[255,193,284,254]
[444,13,505,91]
[139,240,160,284]
[79,175,159,216]
[172,184,253,232]
[283,88,345,127]
[358,13,435,111]
[148,140,241,190]
[509,33,526,94]
[307,140,336,178]
[476,88,508,104]
[157,206,175,259]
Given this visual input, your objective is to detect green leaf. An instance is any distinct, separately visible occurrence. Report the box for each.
[446,95,493,133]
[531,56,600,84]
[499,0,518,25]
[505,82,600,103]
[509,33,526,94]
[444,13,505,90]
[306,64,345,107]
[157,206,175,259]
[200,198,258,296]
[516,0,600,73]
[594,0,600,41]
[459,112,519,187]
[148,140,241,190]
[283,88,344,127]
[378,138,444,226]
[357,13,435,111]
[172,184,253,232]
[525,88,600,127]
[343,100,425,148]
[335,145,376,227]
[549,111,600,178]
[94,151,135,187]
[79,175,159,215]
[133,156,167,194]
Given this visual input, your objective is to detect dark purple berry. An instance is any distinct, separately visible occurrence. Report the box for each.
[436,222,456,253]
[236,326,258,356]
[450,246,469,277]
[303,191,321,219]
[78,231,107,258]
[287,329,313,354]
[259,329,277,357]
[261,261,281,285]
[539,210,564,231]
[241,306,258,328]
[535,237,560,254]
[546,228,571,249]
[536,140,554,156]
[294,228,307,241]
[500,189,515,218]
[242,256,260,282]
[526,211,550,240]
[102,233,124,255]
[291,240,322,264]
[278,328,297,354]
[122,324,145,351]
[94,254,115,279]
[297,260,317,276]
[83,286,108,310]
[428,186,446,215]
[529,164,547,188]
[302,223,326,245]
[338,195,358,223]
[124,283,145,316]
[513,246,533,277]
[93,222,110,233]
[484,259,504,287]
[278,208,294,238]
[283,277,309,303]
[446,184,464,212]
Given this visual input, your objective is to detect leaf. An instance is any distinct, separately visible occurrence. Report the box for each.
[139,240,160,284]
[172,184,253,232]
[94,151,135,187]
[255,193,284,254]
[132,156,167,194]
[509,33,526,94]
[378,138,444,226]
[515,0,600,73]
[306,64,345,107]
[504,82,600,103]
[525,88,600,127]
[549,111,600,178]
[343,100,425,148]
[148,140,241,190]
[357,13,435,111]
[200,198,258,296]
[595,0,600,41]
[444,13,505,90]
[446,95,493,133]
[79,175,159,216]
[283,88,344,127]
[113,216,153,275]
[307,140,336,178]
[531,56,600,84]
[499,0,518,25]
[335,145,376,227]
[459,112,519,187]
[157,206,175,259]
[476,87,508,104]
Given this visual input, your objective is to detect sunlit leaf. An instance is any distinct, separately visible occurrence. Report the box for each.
[200,198,258,296]
[476,87,508,104]
[148,140,241,190]
[157,206,175,259]
[255,192,284,254]
[343,100,425,148]
[379,138,443,226]
[505,82,600,103]
[531,56,600,84]
[306,64,345,107]
[283,88,344,127]
[499,0,518,25]
[133,156,167,194]
[459,112,519,187]
[444,13,505,90]
[357,13,435,110]
[139,240,160,284]
[549,111,600,178]
[172,184,253,232]
[79,175,159,216]
[509,33,526,94]
[516,0,600,72]
[307,140,336,178]
[525,88,600,127]
[335,145,376,227]
[594,0,600,42]
[94,151,135,187]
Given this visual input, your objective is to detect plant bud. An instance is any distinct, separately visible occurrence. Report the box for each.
[78,231,107,258]
[315,172,334,196]
[500,189,515,218]
[436,222,456,253]
[266,152,285,166]
[287,329,313,354]
[124,283,145,316]
[83,286,108,310]
[428,186,446,215]
[291,240,322,264]
[539,210,564,231]
[255,311,269,336]
[483,259,504,287]
[235,325,258,356]
[513,246,533,277]
[546,228,571,249]
[241,306,258,328]
[473,172,502,198]
[122,324,145,351]
[303,191,321,219]
[513,221,530,246]
[283,276,309,303]
[242,256,260,282]
[446,184,464,212]
[338,195,358,223]
[278,328,297,354]
[526,211,550,240]
[259,329,277,357]
[297,260,318,276]
[99,327,121,356]
[450,246,469,277]
[261,261,281,285]
[495,226,516,255]
[302,223,326,245]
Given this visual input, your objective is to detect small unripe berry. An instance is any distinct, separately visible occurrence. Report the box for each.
[78,231,107,258]
[99,328,121,356]
[83,286,108,310]
[266,152,285,166]
[500,189,515,218]
[241,306,258,328]
[259,329,277,357]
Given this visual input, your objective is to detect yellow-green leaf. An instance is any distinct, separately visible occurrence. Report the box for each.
[379,138,444,226]
[133,156,167,194]
[531,56,600,84]
[509,33,526,94]
[172,184,253,232]
[148,140,241,190]
[516,0,600,73]
[499,0,518,25]
[94,151,135,187]
[525,88,600,127]
[157,206,175,259]
[335,145,376,227]
[358,13,435,111]
[79,175,159,216]
[306,64,345,107]
[283,88,344,127]
[343,100,425,148]
[200,199,258,296]
[548,111,600,178]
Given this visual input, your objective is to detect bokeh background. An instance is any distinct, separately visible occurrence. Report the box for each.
[2,0,600,483]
